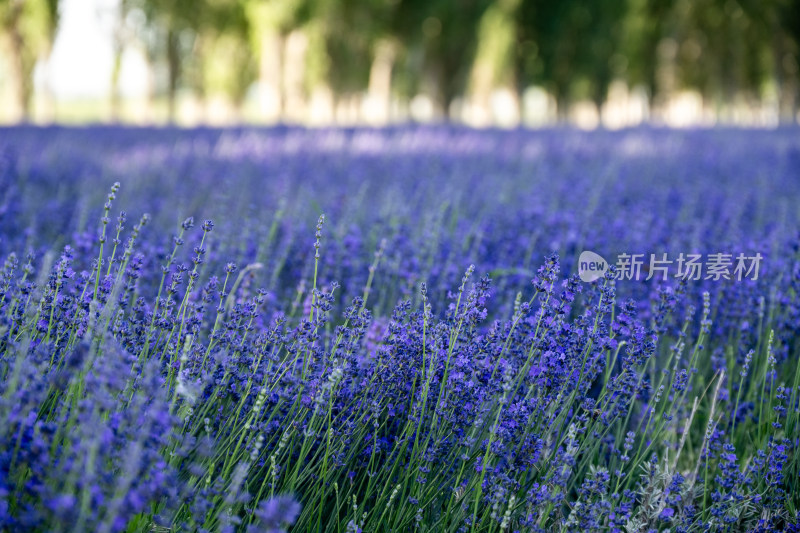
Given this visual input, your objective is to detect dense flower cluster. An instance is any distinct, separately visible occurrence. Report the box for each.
[1,126,799,532]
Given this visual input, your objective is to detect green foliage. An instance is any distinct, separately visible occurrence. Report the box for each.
[0,0,59,117]
[3,0,800,119]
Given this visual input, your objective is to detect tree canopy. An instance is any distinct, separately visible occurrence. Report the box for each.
[1,0,798,122]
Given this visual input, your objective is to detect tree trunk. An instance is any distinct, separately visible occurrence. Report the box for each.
[283,30,308,123]
[140,47,156,124]
[166,29,180,123]
[109,1,129,123]
[192,35,207,124]
[365,40,395,124]
[555,87,569,122]
[4,0,31,122]
[258,30,284,122]
[469,60,493,125]
[772,14,796,123]
[110,43,123,122]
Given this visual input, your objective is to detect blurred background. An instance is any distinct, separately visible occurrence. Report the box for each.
[0,0,798,128]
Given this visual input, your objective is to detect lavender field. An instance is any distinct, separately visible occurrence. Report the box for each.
[1,126,800,532]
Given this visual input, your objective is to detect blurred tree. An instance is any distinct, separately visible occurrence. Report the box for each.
[737,0,799,120]
[778,0,800,119]
[515,0,627,117]
[110,0,134,121]
[318,0,375,98]
[120,0,252,122]
[391,0,493,117]
[661,0,768,116]
[0,0,58,121]
[3,0,795,124]
[198,4,255,116]
[125,0,200,121]
[308,0,492,120]
[242,0,308,120]
[620,0,675,105]
[469,0,521,123]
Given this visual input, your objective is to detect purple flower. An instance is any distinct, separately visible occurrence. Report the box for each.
[249,495,301,533]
